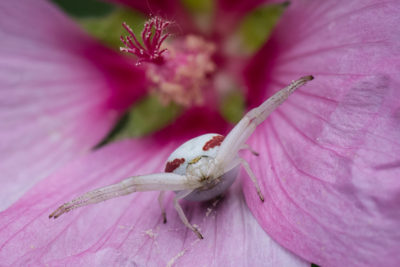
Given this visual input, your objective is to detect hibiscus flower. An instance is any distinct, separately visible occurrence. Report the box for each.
[1,0,399,266]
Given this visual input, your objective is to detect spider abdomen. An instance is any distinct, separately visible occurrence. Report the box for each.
[165,133,223,175]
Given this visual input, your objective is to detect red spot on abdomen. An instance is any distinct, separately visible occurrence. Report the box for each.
[165,158,185,172]
[203,135,224,151]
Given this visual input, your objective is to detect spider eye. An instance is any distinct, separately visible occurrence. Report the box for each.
[187,155,210,167]
[188,156,202,164]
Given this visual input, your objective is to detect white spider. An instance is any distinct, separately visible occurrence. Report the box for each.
[49,76,314,239]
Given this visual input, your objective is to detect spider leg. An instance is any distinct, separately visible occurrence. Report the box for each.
[240,144,259,156]
[174,190,203,239]
[158,191,167,223]
[49,173,200,219]
[239,157,264,202]
[215,76,313,169]
[221,156,264,202]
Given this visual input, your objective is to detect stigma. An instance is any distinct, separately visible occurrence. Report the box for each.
[121,18,216,107]
[120,17,169,65]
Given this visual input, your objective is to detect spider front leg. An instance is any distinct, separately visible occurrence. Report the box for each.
[215,76,313,170]
[210,76,313,201]
[49,173,199,219]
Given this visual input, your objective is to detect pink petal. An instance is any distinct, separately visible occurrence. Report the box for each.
[243,1,400,266]
[0,140,307,266]
[0,0,146,210]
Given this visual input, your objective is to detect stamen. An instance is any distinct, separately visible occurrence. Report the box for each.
[120,17,170,65]
[146,35,216,107]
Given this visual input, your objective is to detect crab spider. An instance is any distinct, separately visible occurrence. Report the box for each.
[49,75,314,239]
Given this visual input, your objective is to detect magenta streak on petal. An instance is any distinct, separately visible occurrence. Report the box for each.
[0,0,146,210]
[243,1,400,266]
[0,139,307,266]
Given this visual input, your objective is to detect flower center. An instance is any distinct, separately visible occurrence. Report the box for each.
[120,18,216,107]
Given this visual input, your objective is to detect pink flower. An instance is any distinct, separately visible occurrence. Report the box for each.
[1,0,399,266]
